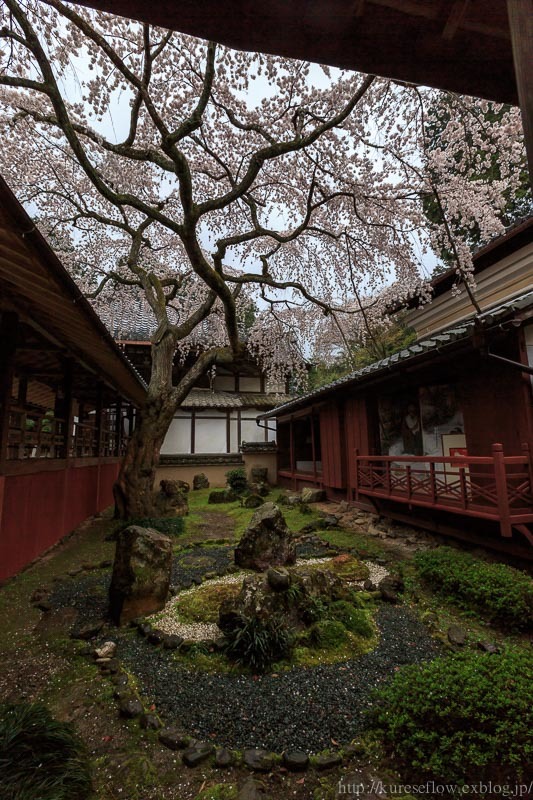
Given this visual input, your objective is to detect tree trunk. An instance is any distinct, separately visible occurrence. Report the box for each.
[113,331,178,519]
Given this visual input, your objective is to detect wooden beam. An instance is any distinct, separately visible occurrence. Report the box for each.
[442,0,470,40]
[507,0,533,191]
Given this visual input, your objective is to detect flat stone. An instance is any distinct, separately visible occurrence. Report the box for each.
[244,494,264,509]
[447,625,467,646]
[477,640,500,654]
[215,747,233,768]
[244,748,275,772]
[70,619,105,640]
[182,741,215,767]
[94,641,117,659]
[163,633,184,650]
[138,623,153,637]
[315,753,342,770]
[118,698,144,719]
[267,567,290,592]
[301,488,325,503]
[159,728,191,751]
[238,778,269,800]
[140,713,162,730]
[283,751,309,771]
[148,630,164,645]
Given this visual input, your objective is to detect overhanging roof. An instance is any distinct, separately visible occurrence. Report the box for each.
[261,289,533,419]
[0,176,147,406]
[71,0,518,104]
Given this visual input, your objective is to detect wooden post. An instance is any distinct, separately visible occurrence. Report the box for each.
[354,448,360,502]
[429,461,436,504]
[507,0,533,191]
[492,443,512,537]
[522,441,533,496]
[459,466,468,509]
[114,397,123,457]
[0,312,18,469]
[289,418,295,489]
[95,383,104,458]
[310,411,317,480]
[406,465,412,500]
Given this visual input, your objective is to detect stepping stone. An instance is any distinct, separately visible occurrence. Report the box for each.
[138,623,153,637]
[70,619,104,640]
[283,750,309,771]
[158,728,190,750]
[118,698,144,719]
[163,634,184,650]
[113,688,132,702]
[238,778,269,800]
[447,625,467,646]
[244,748,274,772]
[182,741,215,767]
[215,747,233,768]
[477,641,500,654]
[315,752,342,770]
[140,713,162,730]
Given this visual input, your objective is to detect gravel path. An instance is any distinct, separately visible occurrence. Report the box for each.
[119,605,441,753]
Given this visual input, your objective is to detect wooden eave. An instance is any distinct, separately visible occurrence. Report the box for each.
[0,177,146,406]
[71,0,518,104]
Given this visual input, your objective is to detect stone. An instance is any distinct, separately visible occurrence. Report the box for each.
[98,657,120,674]
[193,473,210,490]
[163,633,184,650]
[286,494,302,506]
[244,748,275,772]
[301,488,325,503]
[244,494,264,509]
[363,580,376,591]
[138,622,153,637]
[30,587,49,603]
[283,751,309,771]
[477,640,500,654]
[315,752,342,770]
[159,728,190,750]
[215,747,233,768]
[35,600,52,613]
[238,778,268,800]
[378,574,403,604]
[182,741,215,767]
[109,526,173,626]
[114,688,132,702]
[94,641,117,659]
[154,481,189,517]
[267,567,290,592]
[148,630,164,645]
[140,713,162,730]
[111,673,129,687]
[447,625,467,646]
[251,467,268,483]
[118,698,144,719]
[234,503,296,571]
[249,482,269,497]
[209,489,238,504]
[70,619,105,640]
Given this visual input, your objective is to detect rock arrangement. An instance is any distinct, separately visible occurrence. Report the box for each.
[108,525,173,625]
[234,503,296,571]
[153,479,189,516]
[193,473,209,490]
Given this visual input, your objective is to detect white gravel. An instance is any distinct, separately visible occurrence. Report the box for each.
[148,558,388,641]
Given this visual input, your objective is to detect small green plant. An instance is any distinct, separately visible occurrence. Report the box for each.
[225,467,248,495]
[224,615,294,672]
[326,600,374,638]
[126,516,185,536]
[372,648,533,788]
[0,703,92,800]
[309,619,348,649]
[414,547,533,631]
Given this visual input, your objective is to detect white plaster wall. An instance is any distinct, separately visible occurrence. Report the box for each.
[195,417,227,453]
[240,376,261,392]
[161,416,191,454]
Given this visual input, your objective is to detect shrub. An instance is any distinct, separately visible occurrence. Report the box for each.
[309,619,348,650]
[224,615,294,672]
[126,516,185,536]
[326,600,374,639]
[414,547,533,631]
[225,468,248,495]
[372,648,533,787]
[0,703,92,800]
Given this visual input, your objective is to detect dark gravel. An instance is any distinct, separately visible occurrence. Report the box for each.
[118,605,441,753]
[171,546,234,588]
[49,572,110,626]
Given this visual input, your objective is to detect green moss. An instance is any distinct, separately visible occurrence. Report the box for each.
[326,601,374,639]
[309,619,348,649]
[175,582,241,624]
[320,528,387,560]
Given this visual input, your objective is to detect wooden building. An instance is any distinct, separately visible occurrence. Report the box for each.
[0,177,146,581]
[261,220,533,554]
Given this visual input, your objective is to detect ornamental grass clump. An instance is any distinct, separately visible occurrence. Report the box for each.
[223,615,294,672]
[0,703,92,800]
[413,547,533,631]
[372,648,533,787]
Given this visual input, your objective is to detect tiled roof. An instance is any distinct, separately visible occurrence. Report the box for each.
[181,389,294,409]
[260,289,533,419]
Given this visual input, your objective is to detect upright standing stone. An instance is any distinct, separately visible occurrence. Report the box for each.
[234,503,296,571]
[109,526,172,625]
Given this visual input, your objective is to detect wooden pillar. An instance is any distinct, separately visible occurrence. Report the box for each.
[0,312,18,469]
[492,443,512,538]
[57,358,74,459]
[191,410,196,454]
[95,383,104,457]
[115,397,123,457]
[507,0,533,190]
[310,410,317,480]
[226,410,231,454]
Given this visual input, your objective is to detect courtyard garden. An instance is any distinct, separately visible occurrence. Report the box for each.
[0,483,532,800]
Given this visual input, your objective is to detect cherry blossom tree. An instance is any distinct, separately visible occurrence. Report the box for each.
[0,0,527,516]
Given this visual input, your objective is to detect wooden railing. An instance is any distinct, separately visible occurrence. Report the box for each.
[353,443,533,538]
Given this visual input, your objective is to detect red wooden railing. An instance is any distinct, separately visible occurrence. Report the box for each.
[353,443,533,539]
